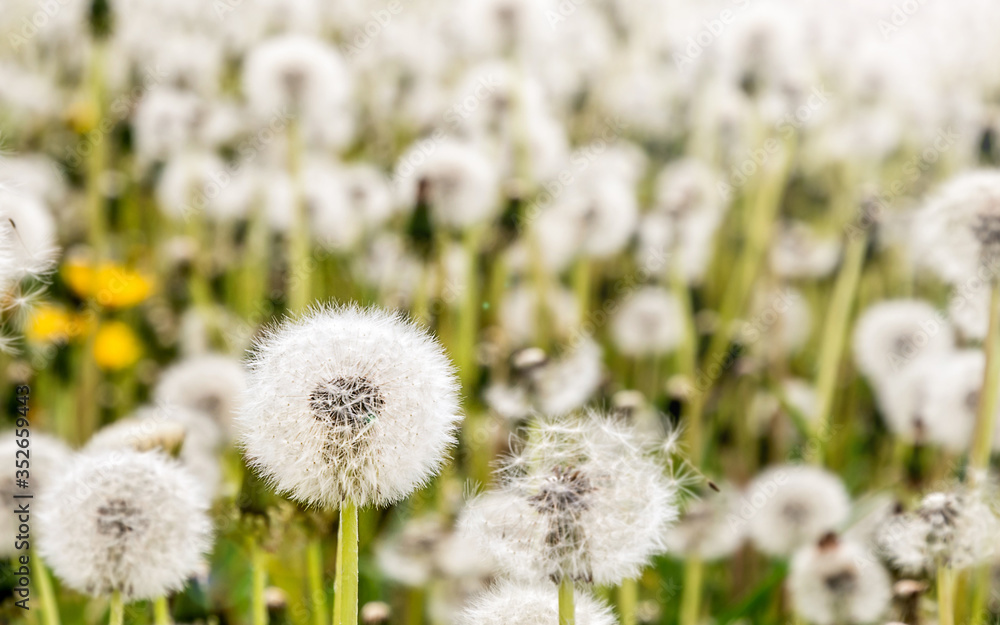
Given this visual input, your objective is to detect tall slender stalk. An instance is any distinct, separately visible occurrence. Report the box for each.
[109,591,124,625]
[153,597,171,625]
[969,282,1000,478]
[252,544,268,625]
[811,232,867,465]
[455,229,482,389]
[558,577,575,625]
[618,578,637,625]
[34,553,60,625]
[287,119,311,313]
[937,567,955,625]
[333,519,344,625]
[339,499,360,625]
[307,539,328,625]
[679,557,704,625]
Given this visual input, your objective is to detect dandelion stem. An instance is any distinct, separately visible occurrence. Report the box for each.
[109,591,124,625]
[618,578,637,625]
[811,231,867,465]
[307,539,328,625]
[680,557,704,625]
[558,577,575,625]
[153,597,171,625]
[252,544,268,625]
[34,552,60,625]
[287,118,311,313]
[969,282,1000,479]
[339,499,360,625]
[455,228,482,389]
[937,567,955,625]
[333,519,344,625]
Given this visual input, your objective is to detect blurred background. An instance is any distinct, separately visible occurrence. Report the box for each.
[3,0,1000,623]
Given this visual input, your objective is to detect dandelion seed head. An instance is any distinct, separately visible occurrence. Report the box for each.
[154,353,246,438]
[610,286,684,357]
[461,413,679,585]
[788,533,892,625]
[746,465,851,557]
[237,304,462,509]
[852,299,954,389]
[38,450,212,600]
[456,580,616,625]
[878,489,1000,574]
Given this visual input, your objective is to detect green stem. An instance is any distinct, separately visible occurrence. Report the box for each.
[34,553,60,625]
[970,283,1000,479]
[937,567,955,625]
[109,591,124,625]
[307,539,328,625]
[572,257,591,314]
[698,142,791,408]
[679,558,704,625]
[333,519,344,625]
[969,565,990,625]
[339,499,359,625]
[618,578,637,625]
[86,43,108,259]
[558,577,575,625]
[252,544,268,625]
[671,266,702,461]
[811,232,867,465]
[153,597,170,625]
[455,229,481,389]
[287,119,311,313]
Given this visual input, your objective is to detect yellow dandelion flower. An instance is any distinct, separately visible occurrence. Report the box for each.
[93,321,143,371]
[26,305,77,344]
[63,260,154,309]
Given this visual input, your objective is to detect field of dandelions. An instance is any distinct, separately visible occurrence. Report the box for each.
[4,0,1000,624]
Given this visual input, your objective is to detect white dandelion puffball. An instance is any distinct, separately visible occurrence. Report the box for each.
[788,534,891,625]
[913,170,1000,284]
[394,138,500,230]
[457,580,616,625]
[0,189,58,279]
[237,305,462,509]
[154,353,247,437]
[242,34,353,147]
[878,490,1000,574]
[769,220,842,279]
[610,286,684,357]
[665,489,746,561]
[852,300,954,388]
[37,450,212,600]
[0,432,72,558]
[744,465,851,557]
[86,406,224,497]
[461,413,678,585]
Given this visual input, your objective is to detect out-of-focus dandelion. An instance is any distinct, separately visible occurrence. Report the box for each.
[787,533,891,625]
[38,450,212,622]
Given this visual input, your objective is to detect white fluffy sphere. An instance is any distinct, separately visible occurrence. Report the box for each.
[38,450,212,600]
[237,305,462,509]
